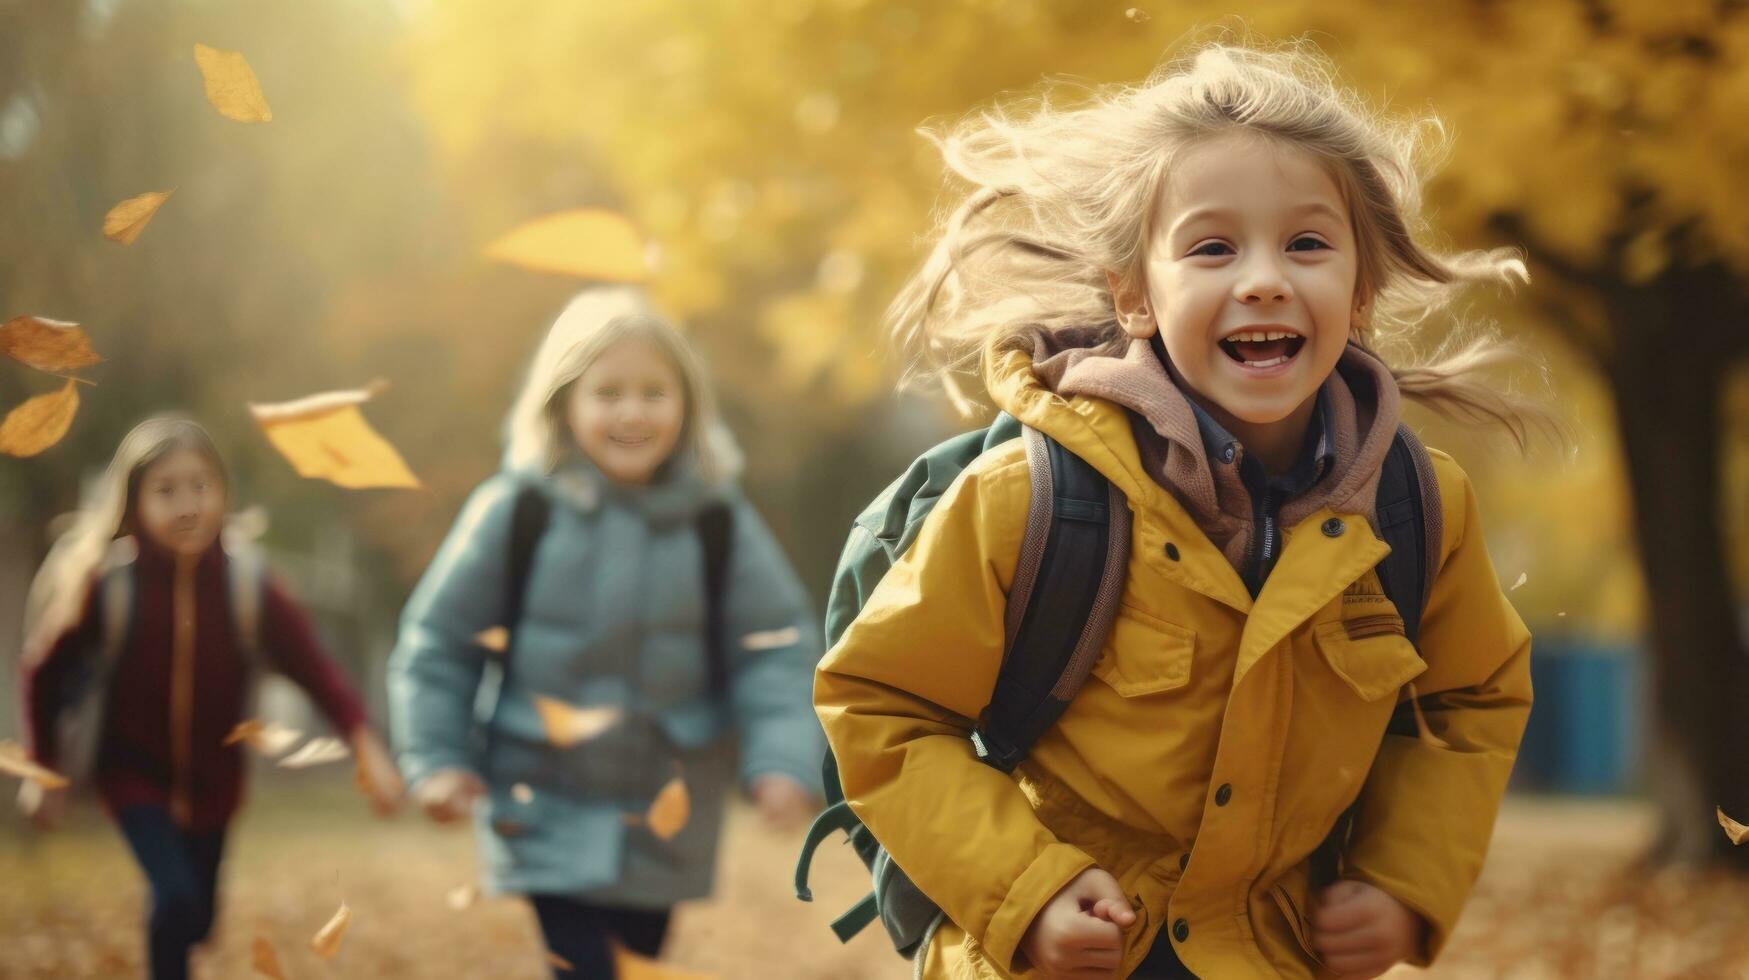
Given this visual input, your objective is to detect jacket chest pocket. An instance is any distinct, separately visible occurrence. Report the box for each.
[1312,618,1426,701]
[1092,607,1195,698]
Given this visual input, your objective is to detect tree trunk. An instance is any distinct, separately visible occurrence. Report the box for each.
[1608,281,1749,867]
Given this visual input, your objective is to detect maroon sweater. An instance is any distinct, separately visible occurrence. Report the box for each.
[21,538,368,832]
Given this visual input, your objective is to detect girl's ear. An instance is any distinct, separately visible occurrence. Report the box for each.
[1106,270,1157,339]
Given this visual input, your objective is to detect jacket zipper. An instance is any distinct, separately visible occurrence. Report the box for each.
[1251,487,1277,590]
[170,557,196,827]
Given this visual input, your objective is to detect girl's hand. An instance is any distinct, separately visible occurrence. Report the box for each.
[348,728,405,817]
[1018,867,1136,979]
[749,774,816,832]
[17,781,68,830]
[1310,879,1426,978]
[412,767,485,824]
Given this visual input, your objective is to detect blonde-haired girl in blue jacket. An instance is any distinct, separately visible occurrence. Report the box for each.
[389,287,823,977]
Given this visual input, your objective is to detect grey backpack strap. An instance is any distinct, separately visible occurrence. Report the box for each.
[1374,424,1442,646]
[224,545,268,667]
[971,426,1130,773]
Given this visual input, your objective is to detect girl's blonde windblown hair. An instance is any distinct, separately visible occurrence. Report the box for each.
[502,287,740,482]
[22,417,228,662]
[889,40,1556,449]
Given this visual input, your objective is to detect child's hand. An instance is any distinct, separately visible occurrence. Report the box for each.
[16,781,67,830]
[749,774,816,832]
[1310,879,1425,978]
[412,767,485,824]
[349,728,405,817]
[1018,867,1136,979]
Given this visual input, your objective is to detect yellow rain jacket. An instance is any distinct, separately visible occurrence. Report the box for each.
[815,348,1532,978]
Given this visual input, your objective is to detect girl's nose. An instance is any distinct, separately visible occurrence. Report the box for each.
[1235,257,1293,304]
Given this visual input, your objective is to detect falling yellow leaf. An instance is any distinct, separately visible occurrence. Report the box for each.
[0,740,69,789]
[1125,7,1151,22]
[532,696,624,748]
[0,316,102,373]
[102,190,174,245]
[1405,684,1451,750]
[545,950,576,972]
[474,626,510,653]
[483,208,652,282]
[1510,571,1528,592]
[309,903,351,960]
[251,935,288,979]
[250,381,420,490]
[613,943,717,979]
[223,720,304,756]
[1720,806,1749,845]
[277,736,351,769]
[193,43,273,123]
[645,776,691,841]
[0,380,80,458]
[512,783,535,804]
[446,884,480,911]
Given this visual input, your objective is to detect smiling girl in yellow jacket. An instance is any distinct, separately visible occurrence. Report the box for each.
[815,43,1550,980]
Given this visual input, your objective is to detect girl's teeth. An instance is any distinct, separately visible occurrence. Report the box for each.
[1245,355,1289,369]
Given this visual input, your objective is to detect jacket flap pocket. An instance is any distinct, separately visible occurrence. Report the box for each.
[1092,608,1195,698]
[1313,619,1426,701]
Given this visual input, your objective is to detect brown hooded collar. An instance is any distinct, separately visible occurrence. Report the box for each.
[1026,329,1403,571]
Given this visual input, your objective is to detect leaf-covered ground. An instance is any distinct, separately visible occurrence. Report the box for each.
[2,779,1745,978]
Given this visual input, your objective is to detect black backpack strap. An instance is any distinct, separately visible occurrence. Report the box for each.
[483,486,551,780]
[504,486,553,641]
[696,502,734,700]
[972,427,1131,773]
[1374,424,1441,646]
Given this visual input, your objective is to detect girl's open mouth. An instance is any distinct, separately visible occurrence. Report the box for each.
[1219,331,1306,370]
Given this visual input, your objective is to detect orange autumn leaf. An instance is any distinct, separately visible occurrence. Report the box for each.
[0,740,69,789]
[612,943,717,979]
[193,44,273,123]
[250,381,420,490]
[0,379,80,458]
[309,903,351,960]
[484,208,652,282]
[1720,806,1749,846]
[251,935,288,979]
[474,626,510,653]
[533,695,624,748]
[0,316,102,373]
[545,950,576,972]
[102,190,174,245]
[223,720,304,757]
[645,776,690,841]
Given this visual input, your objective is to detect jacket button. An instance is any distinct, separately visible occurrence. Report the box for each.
[1322,517,1345,537]
[1179,851,1190,871]
[1214,783,1232,806]
[1173,918,1190,942]
[1164,542,1181,561]
[1221,445,1236,464]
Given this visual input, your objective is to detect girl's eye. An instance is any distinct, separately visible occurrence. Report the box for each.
[597,388,620,399]
[1287,236,1330,253]
[1190,241,1234,257]
[644,388,667,400]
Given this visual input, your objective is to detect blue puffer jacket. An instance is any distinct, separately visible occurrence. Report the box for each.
[387,452,823,906]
